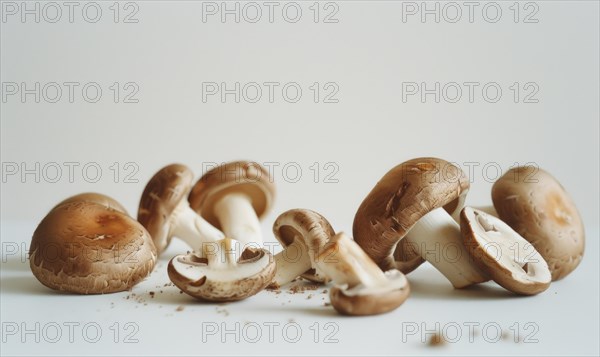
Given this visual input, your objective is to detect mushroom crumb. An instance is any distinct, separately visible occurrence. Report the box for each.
[176,306,184,312]
[288,282,321,294]
[429,333,445,346]
[216,306,230,317]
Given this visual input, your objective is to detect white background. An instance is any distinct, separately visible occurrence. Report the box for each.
[1,1,599,356]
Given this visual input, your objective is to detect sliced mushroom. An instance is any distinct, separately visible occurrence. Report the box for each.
[168,238,276,302]
[138,164,224,255]
[461,207,551,295]
[492,166,585,280]
[353,157,488,288]
[30,201,157,294]
[315,233,409,316]
[189,161,275,247]
[54,192,129,214]
[270,209,335,288]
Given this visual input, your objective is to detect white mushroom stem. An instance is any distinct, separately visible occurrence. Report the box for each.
[203,238,237,270]
[170,200,225,249]
[272,239,312,287]
[316,233,389,289]
[214,192,262,246]
[405,207,488,288]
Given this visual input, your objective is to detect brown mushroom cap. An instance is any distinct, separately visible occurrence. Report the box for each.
[30,201,157,294]
[54,192,128,215]
[393,239,425,274]
[138,164,194,254]
[273,209,335,283]
[492,167,585,280]
[461,207,551,295]
[353,157,469,271]
[167,247,276,302]
[329,270,410,316]
[188,161,275,229]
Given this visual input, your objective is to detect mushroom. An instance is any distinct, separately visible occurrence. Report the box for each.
[167,238,276,301]
[353,157,488,288]
[315,232,409,316]
[460,207,551,295]
[492,166,584,280]
[189,161,275,247]
[391,161,470,275]
[30,201,157,294]
[392,239,425,274]
[54,192,129,214]
[269,209,335,288]
[138,164,224,255]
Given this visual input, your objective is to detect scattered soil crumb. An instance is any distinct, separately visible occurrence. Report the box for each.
[216,306,230,317]
[306,294,313,300]
[176,306,185,312]
[266,284,281,291]
[149,291,155,298]
[429,333,445,346]
[288,282,321,294]
[324,302,331,307]
[322,289,328,294]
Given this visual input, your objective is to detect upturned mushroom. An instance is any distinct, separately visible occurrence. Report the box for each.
[189,161,275,248]
[491,166,585,280]
[353,157,488,288]
[168,238,276,301]
[270,209,335,288]
[461,207,551,295]
[54,192,129,214]
[138,164,225,255]
[315,233,409,316]
[30,201,157,294]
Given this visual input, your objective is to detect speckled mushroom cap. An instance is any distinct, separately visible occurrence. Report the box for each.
[54,192,128,215]
[353,157,469,271]
[492,166,585,281]
[138,164,194,254]
[167,241,276,302]
[30,201,157,294]
[273,209,336,283]
[188,161,275,229]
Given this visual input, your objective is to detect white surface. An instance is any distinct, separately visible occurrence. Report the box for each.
[1,1,599,356]
[1,221,599,356]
